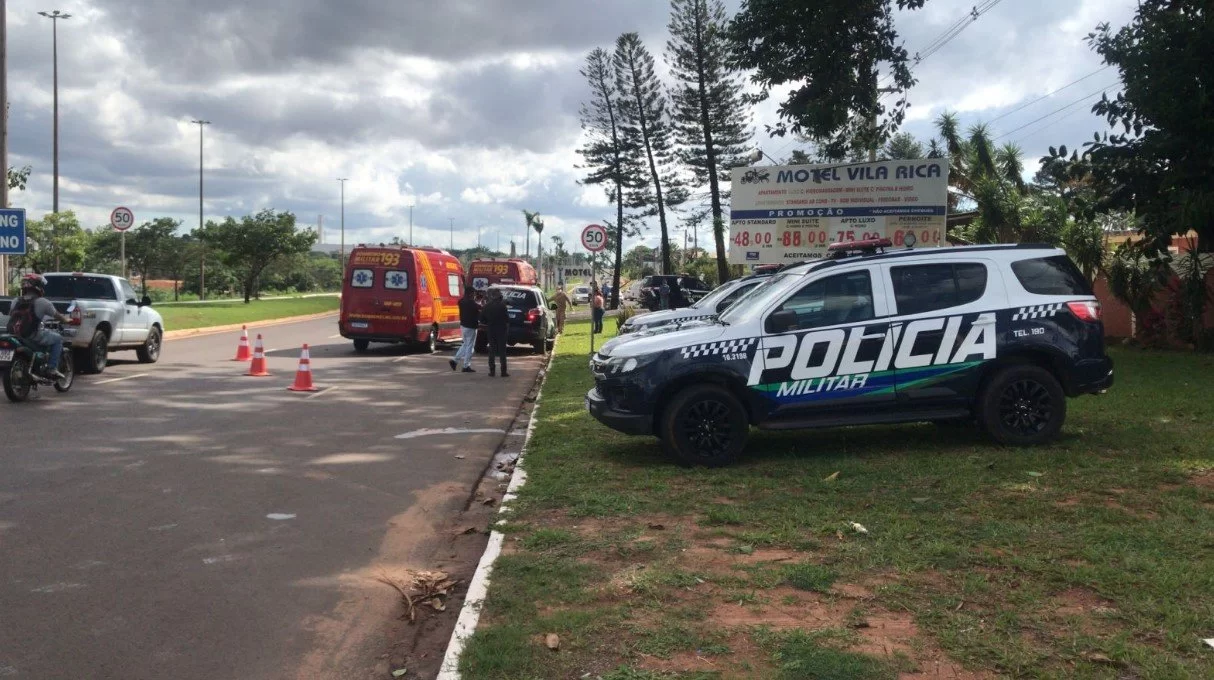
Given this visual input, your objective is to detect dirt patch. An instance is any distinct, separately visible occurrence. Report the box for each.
[711,587,846,629]
[639,631,774,679]
[1053,587,1116,618]
[1190,470,1214,490]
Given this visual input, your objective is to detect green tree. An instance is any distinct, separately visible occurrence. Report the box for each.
[1083,0,1214,253]
[521,210,540,258]
[884,132,925,160]
[667,0,752,285]
[127,218,180,296]
[578,47,646,308]
[729,0,928,159]
[200,209,317,303]
[17,211,88,273]
[6,165,31,195]
[615,32,680,275]
[160,235,199,301]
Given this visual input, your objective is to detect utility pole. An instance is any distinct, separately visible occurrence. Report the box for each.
[448,217,453,250]
[0,0,8,296]
[191,119,210,300]
[337,178,348,276]
[39,9,69,269]
[408,203,414,246]
[317,214,323,244]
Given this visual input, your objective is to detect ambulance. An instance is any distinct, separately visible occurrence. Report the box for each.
[466,258,538,291]
[339,245,466,353]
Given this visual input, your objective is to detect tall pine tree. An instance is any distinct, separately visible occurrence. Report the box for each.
[667,0,752,284]
[577,48,643,308]
[615,33,680,275]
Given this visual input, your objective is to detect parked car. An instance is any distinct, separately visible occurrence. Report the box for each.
[476,285,556,354]
[587,241,1113,466]
[618,271,774,335]
[638,274,711,311]
[339,245,465,353]
[571,285,592,305]
[0,272,164,374]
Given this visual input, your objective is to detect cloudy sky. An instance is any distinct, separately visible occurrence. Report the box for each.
[4,0,1137,254]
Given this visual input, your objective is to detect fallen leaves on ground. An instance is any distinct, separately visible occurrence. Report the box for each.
[376,570,462,623]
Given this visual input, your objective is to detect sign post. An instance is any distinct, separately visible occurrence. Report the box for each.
[110,206,134,278]
[581,224,608,353]
[0,208,26,296]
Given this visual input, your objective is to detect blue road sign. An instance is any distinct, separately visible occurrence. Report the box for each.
[0,209,27,255]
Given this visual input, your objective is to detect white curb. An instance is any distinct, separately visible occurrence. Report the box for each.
[436,355,552,679]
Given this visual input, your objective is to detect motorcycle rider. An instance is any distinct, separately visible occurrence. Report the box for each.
[6,274,70,380]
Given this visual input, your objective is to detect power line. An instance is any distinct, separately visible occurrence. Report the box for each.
[880,0,1004,90]
[1011,103,1092,145]
[988,66,1112,124]
[994,82,1120,140]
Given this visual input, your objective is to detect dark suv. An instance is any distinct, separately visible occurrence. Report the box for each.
[588,243,1113,466]
[476,285,556,355]
[638,275,711,311]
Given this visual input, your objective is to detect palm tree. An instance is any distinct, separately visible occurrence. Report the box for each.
[521,210,540,257]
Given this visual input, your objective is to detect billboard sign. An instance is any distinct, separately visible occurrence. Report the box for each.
[728,159,949,264]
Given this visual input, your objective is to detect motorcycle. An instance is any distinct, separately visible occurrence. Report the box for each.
[0,321,75,402]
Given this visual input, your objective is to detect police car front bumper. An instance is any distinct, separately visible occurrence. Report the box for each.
[586,387,652,436]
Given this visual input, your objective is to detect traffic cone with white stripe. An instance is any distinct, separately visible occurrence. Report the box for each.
[246,334,271,377]
[287,344,318,392]
[232,325,252,361]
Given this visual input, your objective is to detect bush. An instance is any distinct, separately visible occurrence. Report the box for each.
[615,305,638,330]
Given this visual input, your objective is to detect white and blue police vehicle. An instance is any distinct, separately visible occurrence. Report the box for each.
[618,272,775,336]
[587,240,1114,466]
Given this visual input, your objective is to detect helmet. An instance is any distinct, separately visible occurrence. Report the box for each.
[20,273,47,295]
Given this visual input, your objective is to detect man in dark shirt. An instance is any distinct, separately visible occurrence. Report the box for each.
[479,288,510,377]
[449,286,480,373]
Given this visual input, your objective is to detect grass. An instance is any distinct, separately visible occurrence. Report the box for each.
[461,319,1214,679]
[157,296,339,330]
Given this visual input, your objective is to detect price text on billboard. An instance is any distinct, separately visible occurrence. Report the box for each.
[728,160,949,264]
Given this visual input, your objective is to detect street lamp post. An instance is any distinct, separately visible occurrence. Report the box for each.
[448,217,453,250]
[337,178,348,276]
[39,9,69,270]
[1,0,8,296]
[408,203,414,246]
[191,119,210,299]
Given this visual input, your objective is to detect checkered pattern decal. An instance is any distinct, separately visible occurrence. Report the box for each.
[1012,303,1064,321]
[680,338,757,359]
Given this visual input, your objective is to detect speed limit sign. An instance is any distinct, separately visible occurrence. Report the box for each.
[110,207,134,232]
[581,224,608,252]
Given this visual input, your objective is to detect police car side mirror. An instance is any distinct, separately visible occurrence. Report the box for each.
[766,309,799,334]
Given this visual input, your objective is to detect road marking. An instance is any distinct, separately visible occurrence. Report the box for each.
[266,513,296,520]
[93,373,148,385]
[394,427,506,440]
[30,582,86,593]
[392,355,410,363]
[306,386,339,400]
[328,334,343,339]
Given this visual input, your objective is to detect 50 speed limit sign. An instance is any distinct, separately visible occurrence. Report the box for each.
[581,223,608,252]
[110,207,134,232]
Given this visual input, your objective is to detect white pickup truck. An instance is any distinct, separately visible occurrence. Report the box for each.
[0,273,165,373]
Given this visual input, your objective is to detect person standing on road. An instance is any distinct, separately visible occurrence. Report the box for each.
[449,286,480,373]
[591,285,605,334]
[552,286,572,334]
[480,288,510,378]
[659,280,671,310]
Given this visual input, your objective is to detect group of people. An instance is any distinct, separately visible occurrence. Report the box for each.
[550,282,605,334]
[449,287,511,377]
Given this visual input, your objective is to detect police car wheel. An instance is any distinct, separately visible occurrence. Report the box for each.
[979,365,1066,446]
[660,385,749,467]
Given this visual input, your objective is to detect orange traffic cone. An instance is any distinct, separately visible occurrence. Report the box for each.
[246,334,271,377]
[287,344,318,392]
[232,325,252,361]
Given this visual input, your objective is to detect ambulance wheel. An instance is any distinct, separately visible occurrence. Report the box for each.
[659,384,749,468]
[427,325,439,353]
[978,365,1066,446]
[353,339,370,353]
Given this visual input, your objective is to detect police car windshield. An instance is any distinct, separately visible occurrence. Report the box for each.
[690,280,739,310]
[717,273,803,325]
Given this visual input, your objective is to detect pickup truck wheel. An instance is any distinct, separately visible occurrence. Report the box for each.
[137,327,162,363]
[978,365,1066,446]
[353,339,370,353]
[659,384,749,468]
[82,330,109,374]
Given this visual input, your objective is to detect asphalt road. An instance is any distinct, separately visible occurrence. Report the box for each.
[0,316,545,679]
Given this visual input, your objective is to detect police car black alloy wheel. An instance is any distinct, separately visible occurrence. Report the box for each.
[980,365,1066,446]
[661,385,749,467]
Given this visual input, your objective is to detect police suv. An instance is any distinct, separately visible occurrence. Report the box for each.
[618,272,773,335]
[587,240,1114,467]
